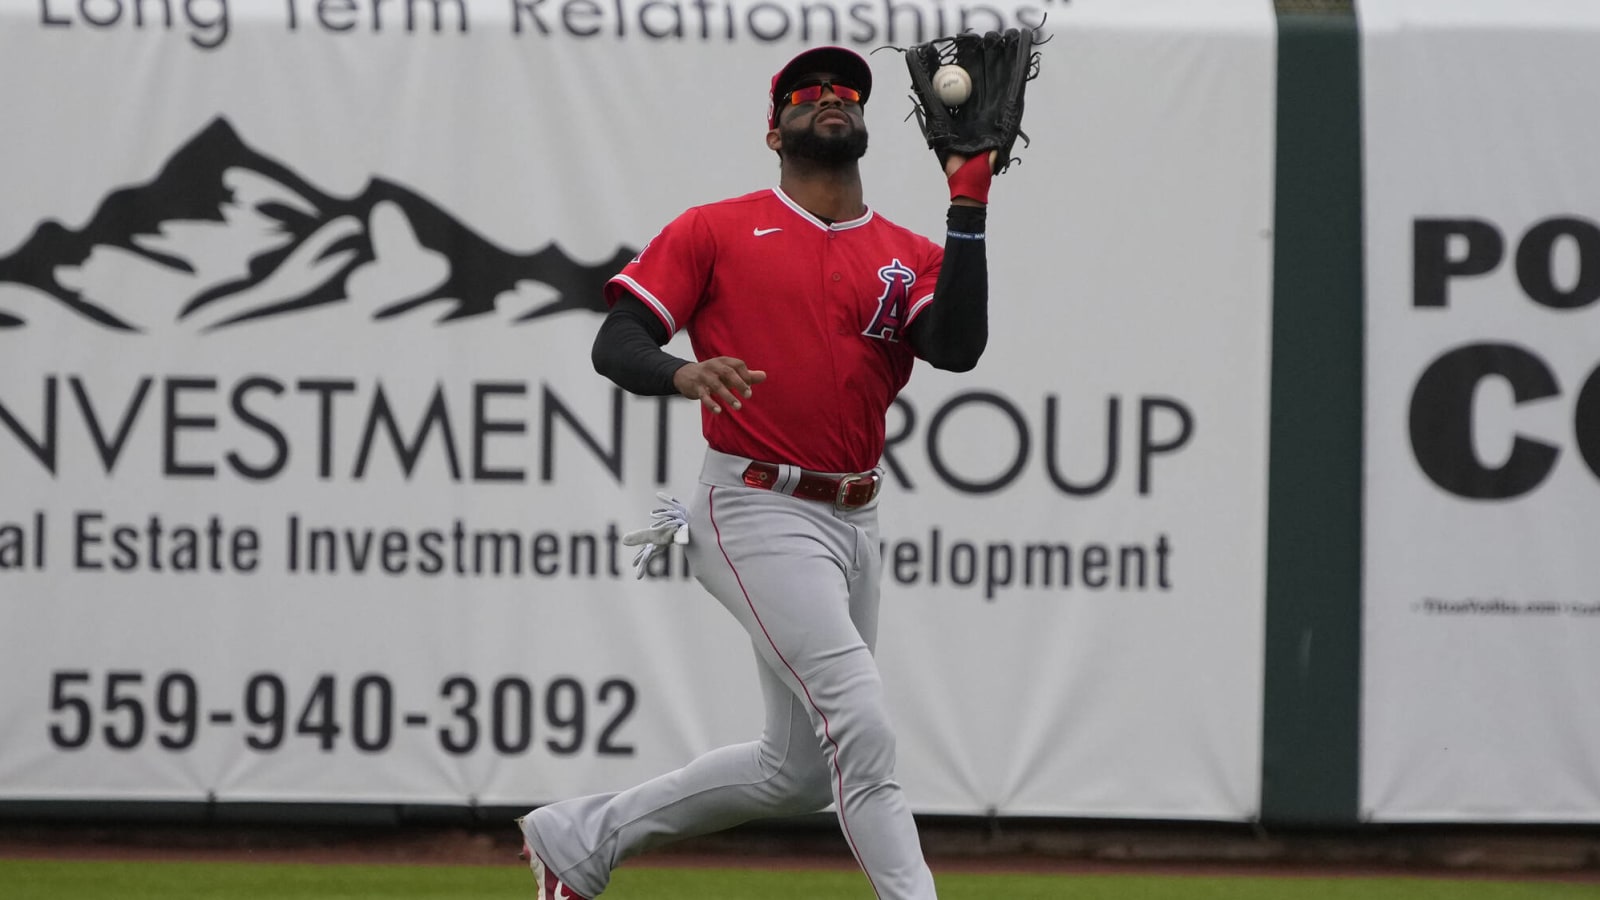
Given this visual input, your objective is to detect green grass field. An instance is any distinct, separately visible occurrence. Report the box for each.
[3,859,1596,900]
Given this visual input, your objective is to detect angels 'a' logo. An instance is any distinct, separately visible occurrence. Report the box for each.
[862,259,915,342]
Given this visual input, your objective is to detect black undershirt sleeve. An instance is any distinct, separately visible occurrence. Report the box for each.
[906,204,989,372]
[590,295,689,396]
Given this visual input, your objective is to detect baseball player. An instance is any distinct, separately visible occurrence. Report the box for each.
[517,45,995,900]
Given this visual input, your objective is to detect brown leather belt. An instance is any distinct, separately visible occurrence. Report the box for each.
[741,461,881,510]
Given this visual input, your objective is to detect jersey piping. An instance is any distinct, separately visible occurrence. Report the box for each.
[906,291,936,323]
[771,187,875,232]
[609,273,678,334]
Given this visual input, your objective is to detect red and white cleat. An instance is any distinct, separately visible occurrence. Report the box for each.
[515,818,590,900]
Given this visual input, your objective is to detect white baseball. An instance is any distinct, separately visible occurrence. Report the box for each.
[933,65,972,107]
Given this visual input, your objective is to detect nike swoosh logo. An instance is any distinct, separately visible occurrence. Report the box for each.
[753,227,782,236]
[553,885,575,900]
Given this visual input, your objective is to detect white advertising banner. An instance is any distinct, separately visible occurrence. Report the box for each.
[1361,0,1600,822]
[0,0,1275,819]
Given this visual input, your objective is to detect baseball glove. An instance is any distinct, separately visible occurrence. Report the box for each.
[903,27,1044,174]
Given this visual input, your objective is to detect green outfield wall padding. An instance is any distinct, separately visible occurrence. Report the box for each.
[1261,9,1365,827]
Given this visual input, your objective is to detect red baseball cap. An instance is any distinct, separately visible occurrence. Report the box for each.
[768,46,874,129]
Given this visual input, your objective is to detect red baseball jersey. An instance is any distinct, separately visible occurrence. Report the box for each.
[605,188,943,474]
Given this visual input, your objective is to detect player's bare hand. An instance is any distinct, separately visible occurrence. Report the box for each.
[673,357,768,414]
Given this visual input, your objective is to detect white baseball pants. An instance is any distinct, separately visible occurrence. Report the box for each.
[520,448,935,899]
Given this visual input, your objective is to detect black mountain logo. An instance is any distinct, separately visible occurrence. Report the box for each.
[0,117,634,332]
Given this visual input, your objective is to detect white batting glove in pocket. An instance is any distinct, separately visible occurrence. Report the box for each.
[621,492,690,579]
